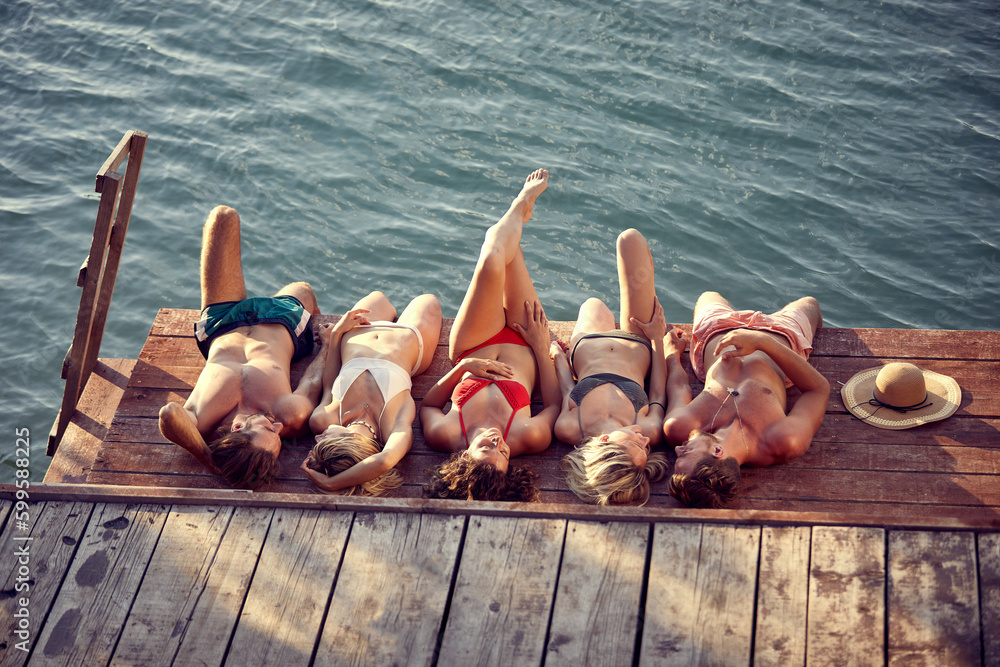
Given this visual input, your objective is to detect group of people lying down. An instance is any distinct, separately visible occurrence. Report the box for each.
[159,170,830,509]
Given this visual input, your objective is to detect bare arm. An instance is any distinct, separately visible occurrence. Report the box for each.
[552,342,583,446]
[420,357,507,452]
[716,329,830,460]
[293,327,330,403]
[302,398,415,492]
[662,328,696,445]
[510,301,561,452]
[158,402,221,475]
[630,297,667,445]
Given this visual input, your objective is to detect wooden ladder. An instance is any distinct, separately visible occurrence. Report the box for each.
[47,130,148,455]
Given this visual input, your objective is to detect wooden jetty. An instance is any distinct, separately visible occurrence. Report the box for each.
[3,131,997,664]
[2,313,997,665]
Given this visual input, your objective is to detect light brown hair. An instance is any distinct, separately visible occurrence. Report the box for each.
[667,456,741,508]
[208,431,279,489]
[562,436,670,506]
[308,432,402,497]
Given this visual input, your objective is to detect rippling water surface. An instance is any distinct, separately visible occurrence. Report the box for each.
[2,0,998,475]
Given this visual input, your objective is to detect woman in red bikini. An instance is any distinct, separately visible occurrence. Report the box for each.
[420,169,562,501]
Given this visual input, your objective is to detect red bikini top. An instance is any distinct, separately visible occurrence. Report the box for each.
[452,377,531,443]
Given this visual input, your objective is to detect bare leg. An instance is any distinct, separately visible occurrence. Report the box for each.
[349,290,397,321]
[693,291,732,323]
[450,169,549,360]
[275,282,319,314]
[571,298,615,340]
[397,294,443,375]
[617,228,656,338]
[200,206,247,310]
[775,296,823,336]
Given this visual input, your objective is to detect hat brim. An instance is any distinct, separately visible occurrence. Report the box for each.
[840,365,962,430]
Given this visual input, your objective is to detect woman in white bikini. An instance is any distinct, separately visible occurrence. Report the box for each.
[556,228,670,506]
[302,290,442,496]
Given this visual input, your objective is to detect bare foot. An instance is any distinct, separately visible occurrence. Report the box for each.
[511,169,548,223]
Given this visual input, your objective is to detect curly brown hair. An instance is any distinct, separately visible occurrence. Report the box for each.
[667,456,741,508]
[208,431,279,489]
[424,452,539,502]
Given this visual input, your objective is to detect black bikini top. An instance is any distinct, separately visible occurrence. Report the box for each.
[570,373,649,416]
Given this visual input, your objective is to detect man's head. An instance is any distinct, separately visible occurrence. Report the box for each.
[208,412,282,488]
[563,427,669,506]
[424,451,537,502]
[668,454,741,508]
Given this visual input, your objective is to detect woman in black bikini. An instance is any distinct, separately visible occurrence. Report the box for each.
[420,169,562,502]
[557,228,670,505]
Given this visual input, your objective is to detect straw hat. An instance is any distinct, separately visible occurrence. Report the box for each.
[841,362,961,430]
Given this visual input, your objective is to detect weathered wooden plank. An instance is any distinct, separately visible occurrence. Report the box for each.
[545,521,649,667]
[806,526,886,666]
[738,467,1000,508]
[886,531,980,666]
[815,356,1000,397]
[315,512,465,666]
[44,359,136,484]
[980,533,1000,667]
[0,502,93,665]
[737,498,1000,528]
[10,483,1000,531]
[812,414,1000,447]
[226,508,353,667]
[29,503,170,666]
[814,327,1000,360]
[151,309,1000,359]
[753,526,810,667]
[640,523,760,666]
[111,505,271,666]
[784,441,1000,475]
[438,516,565,666]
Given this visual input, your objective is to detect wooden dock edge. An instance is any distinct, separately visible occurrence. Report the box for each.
[6,482,999,532]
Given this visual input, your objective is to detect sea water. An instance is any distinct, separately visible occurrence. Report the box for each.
[2,0,998,476]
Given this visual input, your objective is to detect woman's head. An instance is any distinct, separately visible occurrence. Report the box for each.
[465,427,511,473]
[667,456,741,508]
[563,431,670,506]
[424,452,538,502]
[308,431,402,497]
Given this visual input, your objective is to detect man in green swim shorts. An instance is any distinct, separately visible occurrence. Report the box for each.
[158,205,328,488]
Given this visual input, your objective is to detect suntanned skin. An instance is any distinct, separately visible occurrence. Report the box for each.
[553,228,667,468]
[663,292,830,474]
[419,170,562,474]
[158,206,328,476]
[301,290,442,493]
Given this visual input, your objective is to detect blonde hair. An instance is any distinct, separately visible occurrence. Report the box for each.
[562,436,670,506]
[307,432,403,497]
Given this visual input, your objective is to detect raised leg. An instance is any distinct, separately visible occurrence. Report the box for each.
[199,206,247,310]
[775,296,823,336]
[617,228,657,338]
[348,290,397,322]
[693,291,733,323]
[397,293,443,375]
[275,282,319,314]
[450,169,549,359]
